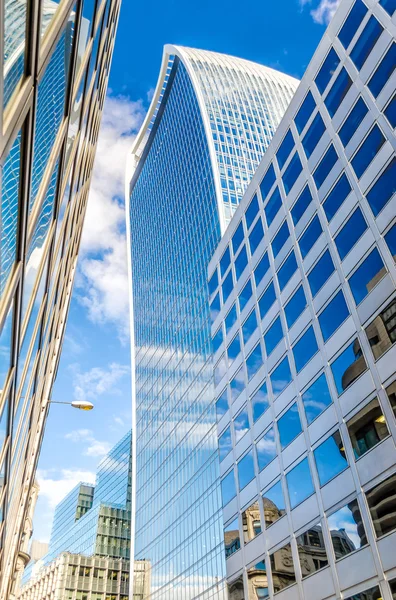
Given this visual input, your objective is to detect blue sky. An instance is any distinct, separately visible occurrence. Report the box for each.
[32,0,338,542]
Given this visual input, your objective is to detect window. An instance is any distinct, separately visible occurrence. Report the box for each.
[287,458,315,508]
[328,499,367,559]
[276,130,294,170]
[208,270,218,297]
[238,451,255,490]
[344,587,382,600]
[331,338,367,394]
[335,207,367,259]
[221,470,236,506]
[303,373,332,424]
[323,173,352,221]
[319,290,350,342]
[254,252,270,286]
[246,343,263,380]
[308,250,335,296]
[315,48,340,94]
[219,427,232,461]
[259,282,277,322]
[285,285,307,328]
[224,518,240,557]
[278,402,302,449]
[270,543,296,592]
[214,355,227,386]
[325,67,352,117]
[347,398,389,458]
[246,194,259,229]
[385,222,396,261]
[249,218,264,256]
[242,500,262,542]
[262,481,286,527]
[220,246,231,277]
[270,356,292,398]
[277,251,298,291]
[293,326,318,372]
[251,382,269,422]
[302,112,326,158]
[232,221,244,254]
[264,187,282,227]
[368,42,396,98]
[299,215,322,259]
[256,427,276,471]
[242,310,257,344]
[239,280,252,312]
[225,304,237,332]
[315,430,349,486]
[282,151,302,195]
[365,297,396,360]
[272,222,290,258]
[339,97,368,146]
[349,247,386,304]
[260,164,276,202]
[216,390,228,421]
[295,91,316,133]
[212,327,223,354]
[351,125,385,179]
[366,472,396,537]
[338,0,368,48]
[386,381,396,419]
[313,144,338,189]
[264,317,283,356]
[291,185,313,225]
[222,272,233,304]
[380,0,396,15]
[230,369,245,402]
[210,293,220,323]
[384,93,396,127]
[227,335,241,364]
[366,157,396,216]
[0,305,13,391]
[297,522,328,578]
[234,246,248,279]
[350,15,383,70]
[234,407,250,443]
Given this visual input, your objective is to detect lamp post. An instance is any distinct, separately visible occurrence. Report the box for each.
[49,400,94,411]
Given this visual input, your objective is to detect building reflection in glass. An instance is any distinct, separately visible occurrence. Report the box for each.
[296,522,328,577]
[327,499,367,559]
[247,560,268,599]
[270,542,296,593]
[347,398,389,458]
[242,501,262,543]
[227,574,244,600]
[389,577,396,599]
[365,297,396,360]
[331,338,367,394]
[262,481,286,527]
[344,585,382,600]
[224,518,240,558]
[365,472,396,538]
[386,381,396,419]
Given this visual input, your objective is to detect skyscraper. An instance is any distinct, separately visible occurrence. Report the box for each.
[0,0,121,595]
[126,45,299,599]
[208,0,396,598]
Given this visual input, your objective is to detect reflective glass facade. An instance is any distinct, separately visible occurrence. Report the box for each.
[209,1,396,598]
[0,0,121,594]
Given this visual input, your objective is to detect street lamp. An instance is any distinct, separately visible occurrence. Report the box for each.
[50,400,94,411]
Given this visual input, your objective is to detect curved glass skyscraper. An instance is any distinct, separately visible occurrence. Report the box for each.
[126,46,299,600]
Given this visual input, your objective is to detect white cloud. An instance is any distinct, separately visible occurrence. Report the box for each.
[37,468,96,510]
[65,428,112,457]
[70,361,129,401]
[300,0,340,24]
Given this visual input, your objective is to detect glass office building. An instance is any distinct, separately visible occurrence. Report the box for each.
[0,0,121,595]
[208,0,396,598]
[126,45,299,600]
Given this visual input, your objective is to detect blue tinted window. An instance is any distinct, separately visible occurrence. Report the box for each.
[276,130,294,170]
[295,91,316,133]
[339,0,368,48]
[339,98,368,146]
[384,94,396,128]
[264,187,282,226]
[314,144,338,189]
[219,427,232,461]
[270,357,292,398]
[314,431,348,486]
[368,42,396,98]
[227,335,241,363]
[380,0,396,15]
[282,152,302,195]
[221,471,236,506]
[323,174,352,221]
[335,208,367,260]
[212,327,223,354]
[234,246,248,279]
[239,280,252,312]
[246,194,259,229]
[238,451,255,490]
[258,282,276,320]
[302,112,326,158]
[232,221,244,254]
[215,355,227,386]
[254,252,270,286]
[299,215,322,259]
[286,458,314,508]
[210,293,220,323]
[319,291,350,341]
[264,317,283,356]
[260,164,276,202]
[285,285,307,328]
[262,481,286,523]
[293,326,318,372]
[352,125,385,179]
[385,223,396,261]
[216,390,228,421]
[272,221,290,258]
[246,343,263,380]
[249,218,264,256]
[316,48,340,94]
[256,427,276,471]
[225,304,237,333]
[325,67,352,117]
[348,248,386,304]
[222,271,233,303]
[230,368,245,401]
[308,250,335,296]
[277,251,298,291]
[278,403,302,449]
[251,382,269,422]
[242,310,258,344]
[331,338,367,394]
[291,186,313,225]
[302,373,333,424]
[366,157,396,216]
[234,407,250,443]
[220,246,231,277]
[208,270,218,297]
[350,15,383,70]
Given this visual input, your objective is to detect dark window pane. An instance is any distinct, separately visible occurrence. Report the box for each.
[302,112,326,158]
[242,310,258,344]
[227,334,241,364]
[246,343,263,380]
[368,42,396,98]
[238,451,255,490]
[366,157,396,216]
[350,15,383,70]
[351,125,385,179]
[219,427,232,461]
[230,368,245,402]
[256,427,276,471]
[234,407,250,443]
[264,317,283,356]
[347,398,389,458]
[263,481,286,527]
[335,208,367,260]
[220,246,231,277]
[297,522,328,578]
[338,97,368,146]
[328,499,367,559]
[282,152,303,195]
[314,430,348,486]
[222,271,233,303]
[323,174,352,221]
[277,251,298,291]
[239,280,252,312]
[208,270,218,297]
[264,187,282,227]
[325,67,352,117]
[234,246,248,279]
[272,221,290,258]
[384,93,396,128]
[366,472,396,537]
[251,382,269,422]
[254,252,270,286]
[344,586,382,600]
[385,222,396,261]
[225,304,237,333]
[313,144,338,189]
[276,130,294,170]
[270,357,292,398]
[299,215,322,259]
[258,282,276,320]
[291,185,313,225]
[315,48,340,94]
[319,290,350,341]
[287,458,314,508]
[308,250,335,296]
[349,247,386,304]
[278,403,302,448]
[365,297,396,360]
[216,390,228,422]
[221,471,236,506]
[232,221,244,254]
[295,91,316,134]
[249,218,264,256]
[331,338,367,394]
[260,164,276,202]
[293,326,318,372]
[285,285,307,328]
[302,373,332,424]
[380,0,396,15]
[338,0,368,48]
[246,194,260,229]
